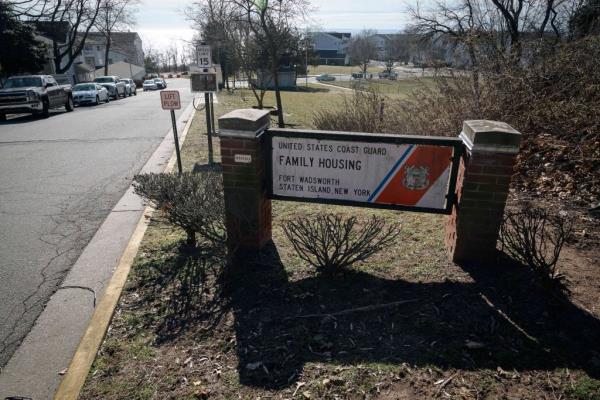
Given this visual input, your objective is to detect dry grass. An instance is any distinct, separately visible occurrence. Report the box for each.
[313,37,600,203]
[326,77,436,98]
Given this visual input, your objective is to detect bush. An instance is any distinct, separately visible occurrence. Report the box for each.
[313,90,388,134]
[313,37,600,202]
[499,206,573,289]
[133,172,226,248]
[282,214,401,273]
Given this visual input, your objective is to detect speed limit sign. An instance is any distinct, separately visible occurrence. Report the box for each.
[197,45,212,68]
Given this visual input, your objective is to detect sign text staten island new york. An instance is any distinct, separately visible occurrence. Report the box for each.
[268,130,462,213]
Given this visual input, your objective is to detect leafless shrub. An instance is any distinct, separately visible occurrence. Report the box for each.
[313,37,600,200]
[133,172,226,248]
[282,214,401,273]
[313,90,389,133]
[500,207,573,288]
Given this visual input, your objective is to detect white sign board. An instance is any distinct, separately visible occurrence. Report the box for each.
[270,135,456,211]
[197,45,212,68]
[160,90,181,110]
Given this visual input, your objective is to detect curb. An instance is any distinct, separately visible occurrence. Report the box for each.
[53,104,197,400]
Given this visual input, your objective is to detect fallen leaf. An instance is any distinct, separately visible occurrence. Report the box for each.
[465,340,485,349]
[246,362,262,370]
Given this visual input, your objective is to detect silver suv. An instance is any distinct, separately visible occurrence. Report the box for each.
[94,76,126,99]
[119,78,137,96]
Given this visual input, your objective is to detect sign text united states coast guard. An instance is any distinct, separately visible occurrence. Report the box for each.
[267,130,462,213]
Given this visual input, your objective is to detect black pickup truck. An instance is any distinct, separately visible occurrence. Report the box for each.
[0,75,74,120]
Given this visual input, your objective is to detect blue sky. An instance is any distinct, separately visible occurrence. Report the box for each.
[136,0,414,51]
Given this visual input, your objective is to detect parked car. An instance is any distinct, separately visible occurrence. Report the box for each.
[72,83,110,106]
[119,78,137,96]
[154,78,166,89]
[143,79,158,91]
[94,76,126,99]
[351,72,372,79]
[378,71,398,80]
[316,73,336,82]
[0,75,74,120]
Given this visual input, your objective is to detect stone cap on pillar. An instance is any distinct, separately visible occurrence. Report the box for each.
[459,120,522,154]
[218,109,271,139]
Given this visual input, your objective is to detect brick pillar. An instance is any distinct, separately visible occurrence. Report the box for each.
[446,120,522,263]
[218,109,272,253]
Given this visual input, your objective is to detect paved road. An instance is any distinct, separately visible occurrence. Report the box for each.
[0,78,193,369]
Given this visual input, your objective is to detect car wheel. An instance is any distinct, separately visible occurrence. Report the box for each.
[0,113,6,121]
[95,96,100,105]
[40,99,50,118]
[65,96,74,112]
[105,95,110,103]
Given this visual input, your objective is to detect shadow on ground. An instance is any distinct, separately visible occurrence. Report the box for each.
[222,242,600,389]
[140,239,600,390]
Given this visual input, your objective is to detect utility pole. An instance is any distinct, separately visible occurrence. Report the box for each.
[305,36,309,87]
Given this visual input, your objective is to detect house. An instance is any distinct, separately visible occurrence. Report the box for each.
[372,33,407,60]
[253,66,297,90]
[312,32,352,65]
[95,61,145,81]
[29,22,144,83]
[78,32,144,69]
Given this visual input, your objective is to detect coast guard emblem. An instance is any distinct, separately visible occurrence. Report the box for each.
[403,166,430,190]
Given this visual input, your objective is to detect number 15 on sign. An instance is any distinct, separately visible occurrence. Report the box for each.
[197,45,212,67]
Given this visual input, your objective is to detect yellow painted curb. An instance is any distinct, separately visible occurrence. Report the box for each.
[54,105,196,400]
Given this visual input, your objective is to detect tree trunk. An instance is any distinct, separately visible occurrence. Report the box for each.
[272,65,284,128]
[185,229,196,248]
[104,35,111,75]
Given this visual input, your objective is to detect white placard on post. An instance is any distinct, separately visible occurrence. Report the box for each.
[160,90,181,110]
[197,45,212,68]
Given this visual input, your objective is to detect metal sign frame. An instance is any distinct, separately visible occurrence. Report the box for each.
[190,72,217,93]
[265,128,463,215]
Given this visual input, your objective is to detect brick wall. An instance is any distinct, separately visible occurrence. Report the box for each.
[446,120,521,263]
[218,109,272,253]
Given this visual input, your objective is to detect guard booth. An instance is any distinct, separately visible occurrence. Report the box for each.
[218,109,521,262]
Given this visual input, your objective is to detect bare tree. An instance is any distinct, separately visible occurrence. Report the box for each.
[95,0,139,75]
[188,0,308,122]
[382,34,410,73]
[347,29,379,75]
[410,0,575,67]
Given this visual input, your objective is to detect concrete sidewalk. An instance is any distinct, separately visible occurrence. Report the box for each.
[0,101,196,400]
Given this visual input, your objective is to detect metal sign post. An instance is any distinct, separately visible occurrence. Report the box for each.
[190,69,218,165]
[204,92,214,164]
[160,90,183,174]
